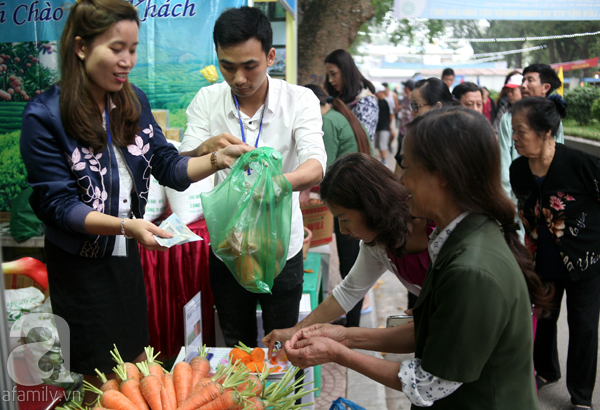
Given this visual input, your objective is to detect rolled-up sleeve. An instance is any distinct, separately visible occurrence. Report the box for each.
[293,90,327,175]
[180,88,212,153]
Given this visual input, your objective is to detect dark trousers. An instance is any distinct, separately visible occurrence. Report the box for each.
[209,249,304,347]
[534,273,600,406]
[334,219,362,327]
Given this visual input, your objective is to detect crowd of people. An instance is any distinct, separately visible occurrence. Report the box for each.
[18,1,600,409]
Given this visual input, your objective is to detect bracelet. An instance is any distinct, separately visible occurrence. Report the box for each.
[210,151,219,170]
[121,218,133,239]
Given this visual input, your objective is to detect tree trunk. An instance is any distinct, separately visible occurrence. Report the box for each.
[297,0,374,86]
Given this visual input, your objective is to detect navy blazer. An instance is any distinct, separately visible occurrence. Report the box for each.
[20,84,191,258]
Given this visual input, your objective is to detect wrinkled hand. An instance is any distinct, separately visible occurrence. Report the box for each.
[284,336,343,369]
[198,133,246,156]
[289,323,352,348]
[217,144,254,169]
[126,219,172,252]
[263,327,297,358]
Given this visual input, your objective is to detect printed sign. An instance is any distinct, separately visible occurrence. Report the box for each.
[0,0,244,214]
[183,291,202,362]
[394,0,600,20]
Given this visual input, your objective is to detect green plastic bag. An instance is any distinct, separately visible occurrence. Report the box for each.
[201,147,292,293]
[10,187,44,243]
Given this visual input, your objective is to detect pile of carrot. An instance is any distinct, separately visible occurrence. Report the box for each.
[228,342,283,374]
[60,344,316,410]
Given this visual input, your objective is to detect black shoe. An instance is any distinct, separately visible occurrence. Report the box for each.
[536,375,559,390]
[572,406,593,410]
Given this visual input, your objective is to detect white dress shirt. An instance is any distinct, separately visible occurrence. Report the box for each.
[102,102,133,257]
[180,76,327,259]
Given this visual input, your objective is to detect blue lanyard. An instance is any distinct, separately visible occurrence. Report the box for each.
[234,94,265,148]
[105,105,113,146]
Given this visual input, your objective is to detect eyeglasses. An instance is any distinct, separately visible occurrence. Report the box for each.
[410,102,429,113]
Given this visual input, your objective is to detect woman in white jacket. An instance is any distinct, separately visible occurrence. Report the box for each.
[263,153,431,353]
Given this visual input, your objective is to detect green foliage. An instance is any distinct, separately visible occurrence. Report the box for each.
[0,130,28,212]
[564,86,600,126]
[563,118,600,141]
[591,98,600,124]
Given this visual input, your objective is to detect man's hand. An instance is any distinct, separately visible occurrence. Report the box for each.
[182,133,245,157]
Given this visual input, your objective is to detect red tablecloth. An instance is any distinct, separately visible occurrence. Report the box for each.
[139,219,214,358]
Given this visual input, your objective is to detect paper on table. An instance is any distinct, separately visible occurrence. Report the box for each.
[155,213,203,248]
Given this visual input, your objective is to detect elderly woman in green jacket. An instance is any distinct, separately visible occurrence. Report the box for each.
[284,106,551,409]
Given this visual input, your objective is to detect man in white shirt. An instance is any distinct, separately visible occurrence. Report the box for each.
[180,6,327,347]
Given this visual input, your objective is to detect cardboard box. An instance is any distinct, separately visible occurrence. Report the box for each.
[151,109,169,131]
[165,128,182,142]
[301,203,333,247]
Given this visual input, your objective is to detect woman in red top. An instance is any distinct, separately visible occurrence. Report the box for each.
[263,153,431,353]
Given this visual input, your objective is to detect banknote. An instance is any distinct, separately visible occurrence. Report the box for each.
[155,213,203,248]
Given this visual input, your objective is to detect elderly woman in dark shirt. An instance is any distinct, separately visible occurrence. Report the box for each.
[510,96,600,410]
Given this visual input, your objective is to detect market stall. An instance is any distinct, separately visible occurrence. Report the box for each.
[138,219,215,357]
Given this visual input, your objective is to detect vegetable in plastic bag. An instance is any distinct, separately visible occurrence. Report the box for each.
[201,147,292,293]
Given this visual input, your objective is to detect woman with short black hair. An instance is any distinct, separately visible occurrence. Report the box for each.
[510,96,600,410]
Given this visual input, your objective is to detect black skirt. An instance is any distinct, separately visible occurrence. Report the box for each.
[45,238,150,375]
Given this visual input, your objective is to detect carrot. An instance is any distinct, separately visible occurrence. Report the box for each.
[271,366,281,373]
[114,364,149,410]
[245,396,265,410]
[228,348,251,365]
[137,361,163,410]
[111,344,141,383]
[196,390,241,410]
[247,362,264,374]
[180,365,249,410]
[237,374,263,396]
[250,347,264,364]
[176,382,223,410]
[185,363,229,403]
[94,368,119,393]
[173,360,193,407]
[161,386,174,410]
[145,346,165,382]
[101,390,140,410]
[163,372,177,409]
[83,381,139,410]
[190,345,211,389]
